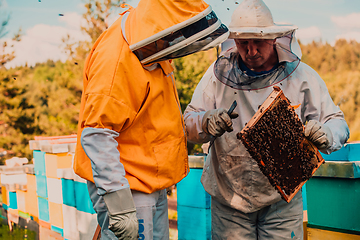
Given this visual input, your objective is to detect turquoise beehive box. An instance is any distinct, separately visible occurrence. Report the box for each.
[62,178,76,207]
[177,155,211,240]
[38,196,49,223]
[8,191,17,209]
[33,150,46,176]
[35,175,48,199]
[74,177,96,214]
[307,142,360,234]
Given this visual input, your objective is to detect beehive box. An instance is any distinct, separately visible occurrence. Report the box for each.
[237,86,324,202]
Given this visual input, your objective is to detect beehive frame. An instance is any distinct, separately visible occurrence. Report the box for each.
[237,86,324,202]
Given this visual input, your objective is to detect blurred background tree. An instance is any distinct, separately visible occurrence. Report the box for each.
[0,1,21,68]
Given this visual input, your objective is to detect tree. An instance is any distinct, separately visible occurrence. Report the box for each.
[82,0,127,44]
[173,49,218,112]
[62,0,128,70]
[172,48,218,154]
[0,2,22,68]
[300,39,360,141]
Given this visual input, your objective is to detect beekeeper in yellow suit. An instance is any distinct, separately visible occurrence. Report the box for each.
[73,0,229,239]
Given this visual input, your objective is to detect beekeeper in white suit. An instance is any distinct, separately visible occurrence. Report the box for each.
[184,0,350,239]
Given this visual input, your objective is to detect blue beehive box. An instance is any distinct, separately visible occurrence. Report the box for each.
[306,176,360,233]
[320,145,348,161]
[51,225,64,237]
[33,150,46,176]
[178,205,211,240]
[2,204,8,211]
[62,178,76,207]
[348,142,360,161]
[38,196,50,223]
[36,175,48,198]
[74,181,95,214]
[8,191,17,209]
[302,183,307,211]
[307,142,360,235]
[177,168,210,209]
[320,142,360,161]
[177,156,212,239]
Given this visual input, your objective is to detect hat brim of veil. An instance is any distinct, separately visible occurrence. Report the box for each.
[229,24,298,39]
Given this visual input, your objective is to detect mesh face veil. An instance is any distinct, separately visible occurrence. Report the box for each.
[215,0,302,91]
[125,7,229,65]
[214,52,300,91]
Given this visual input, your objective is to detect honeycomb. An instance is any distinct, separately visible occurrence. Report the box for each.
[236,87,324,202]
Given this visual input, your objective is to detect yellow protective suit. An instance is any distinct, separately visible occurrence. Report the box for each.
[74,0,211,194]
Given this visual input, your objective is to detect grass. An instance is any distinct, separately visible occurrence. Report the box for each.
[0,224,36,240]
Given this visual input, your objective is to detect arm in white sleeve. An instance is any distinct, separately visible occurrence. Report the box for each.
[184,107,213,143]
[300,66,350,154]
[184,63,217,144]
[81,127,130,196]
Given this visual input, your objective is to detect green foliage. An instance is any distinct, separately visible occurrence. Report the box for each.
[0,60,83,162]
[173,48,218,112]
[173,48,218,154]
[82,0,126,43]
[300,40,360,141]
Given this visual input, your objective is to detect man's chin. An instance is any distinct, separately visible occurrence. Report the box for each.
[245,60,261,69]
[247,64,261,71]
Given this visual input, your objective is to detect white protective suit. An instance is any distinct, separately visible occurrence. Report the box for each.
[184,35,350,214]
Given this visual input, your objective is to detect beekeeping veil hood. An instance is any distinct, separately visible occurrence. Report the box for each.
[214,0,303,90]
[226,0,301,61]
[121,0,229,65]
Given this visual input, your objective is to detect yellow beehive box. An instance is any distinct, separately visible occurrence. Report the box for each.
[49,201,63,229]
[1,186,8,205]
[25,191,39,218]
[308,227,360,240]
[26,174,37,193]
[39,225,64,240]
[7,208,19,225]
[39,219,64,240]
[16,190,27,213]
[45,153,73,179]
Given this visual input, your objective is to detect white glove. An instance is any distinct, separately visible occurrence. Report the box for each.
[304,120,333,150]
[202,108,239,137]
[103,188,139,239]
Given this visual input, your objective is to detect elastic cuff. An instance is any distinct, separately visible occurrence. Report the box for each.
[202,110,213,135]
[103,188,136,215]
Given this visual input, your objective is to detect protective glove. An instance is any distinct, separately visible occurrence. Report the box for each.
[202,108,239,137]
[103,188,138,239]
[304,120,333,150]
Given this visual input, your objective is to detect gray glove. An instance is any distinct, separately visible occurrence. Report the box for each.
[103,188,138,239]
[304,120,333,150]
[202,108,239,137]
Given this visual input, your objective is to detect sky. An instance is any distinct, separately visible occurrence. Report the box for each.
[2,0,360,68]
